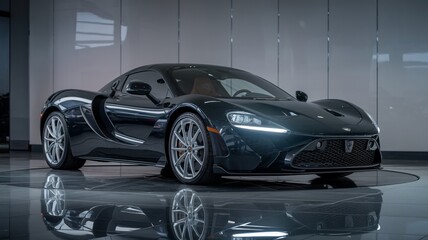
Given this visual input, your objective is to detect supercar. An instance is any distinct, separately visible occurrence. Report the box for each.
[40,64,381,184]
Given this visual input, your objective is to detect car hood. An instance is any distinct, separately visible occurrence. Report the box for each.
[222,99,375,136]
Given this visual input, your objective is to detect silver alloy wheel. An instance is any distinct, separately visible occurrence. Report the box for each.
[171,189,206,240]
[43,174,65,217]
[170,117,205,180]
[44,115,66,165]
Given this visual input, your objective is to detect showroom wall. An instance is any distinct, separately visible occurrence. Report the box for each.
[29,0,428,152]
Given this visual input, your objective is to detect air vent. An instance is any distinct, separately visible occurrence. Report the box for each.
[324,108,344,117]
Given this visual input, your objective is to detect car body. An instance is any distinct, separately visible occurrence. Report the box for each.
[40,64,381,184]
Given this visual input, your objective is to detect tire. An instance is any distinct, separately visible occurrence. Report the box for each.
[317,172,353,179]
[168,112,216,185]
[42,112,86,170]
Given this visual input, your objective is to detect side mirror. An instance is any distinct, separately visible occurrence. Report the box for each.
[126,81,151,96]
[295,91,308,102]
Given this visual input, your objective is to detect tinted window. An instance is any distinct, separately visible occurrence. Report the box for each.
[122,71,169,100]
[99,76,122,94]
[171,67,294,100]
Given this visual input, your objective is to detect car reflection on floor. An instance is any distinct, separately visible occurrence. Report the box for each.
[41,170,382,240]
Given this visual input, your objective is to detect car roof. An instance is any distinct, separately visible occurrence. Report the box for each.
[125,63,238,75]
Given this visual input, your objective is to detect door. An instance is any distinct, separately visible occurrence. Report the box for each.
[104,70,169,160]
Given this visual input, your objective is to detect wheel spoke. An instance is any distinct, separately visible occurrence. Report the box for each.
[181,223,187,239]
[57,134,64,140]
[194,203,203,213]
[47,143,55,155]
[174,153,186,166]
[192,146,205,151]
[44,137,55,142]
[188,225,194,240]
[183,154,189,178]
[55,145,61,161]
[172,209,187,214]
[190,193,195,207]
[47,125,55,138]
[171,147,187,151]
[51,118,57,137]
[189,157,196,177]
[183,191,189,210]
[191,129,201,142]
[195,219,205,224]
[173,218,186,226]
[180,120,186,140]
[188,121,193,140]
[174,131,187,146]
[192,225,201,238]
[58,143,64,151]
[56,121,62,137]
[52,200,58,212]
[46,198,54,207]
[191,153,203,166]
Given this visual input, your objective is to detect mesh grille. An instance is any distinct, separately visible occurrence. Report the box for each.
[292,139,376,169]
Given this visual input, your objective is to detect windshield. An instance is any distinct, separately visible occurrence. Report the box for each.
[170,66,294,100]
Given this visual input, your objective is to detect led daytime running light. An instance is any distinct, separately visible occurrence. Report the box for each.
[234,125,288,133]
[227,111,288,133]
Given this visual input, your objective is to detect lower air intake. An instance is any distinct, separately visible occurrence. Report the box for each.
[292,139,377,169]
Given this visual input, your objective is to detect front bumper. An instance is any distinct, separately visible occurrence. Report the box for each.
[212,127,381,175]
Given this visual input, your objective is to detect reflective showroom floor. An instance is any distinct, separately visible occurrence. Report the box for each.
[0,153,428,240]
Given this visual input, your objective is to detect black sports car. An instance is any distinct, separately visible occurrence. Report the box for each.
[40,64,381,184]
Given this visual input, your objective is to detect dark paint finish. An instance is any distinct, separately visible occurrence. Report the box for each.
[40,64,381,175]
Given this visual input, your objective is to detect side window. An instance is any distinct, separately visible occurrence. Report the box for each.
[99,76,123,94]
[122,71,169,100]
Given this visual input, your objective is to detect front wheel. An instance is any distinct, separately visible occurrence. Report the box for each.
[42,112,85,170]
[168,113,216,185]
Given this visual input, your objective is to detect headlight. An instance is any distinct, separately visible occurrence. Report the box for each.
[228,112,262,126]
[227,111,288,133]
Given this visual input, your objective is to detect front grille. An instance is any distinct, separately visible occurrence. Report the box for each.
[292,139,377,169]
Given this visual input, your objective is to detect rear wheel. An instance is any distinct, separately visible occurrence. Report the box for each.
[43,112,85,170]
[317,172,353,179]
[169,113,216,185]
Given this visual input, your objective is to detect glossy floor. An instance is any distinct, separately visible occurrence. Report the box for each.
[0,153,427,240]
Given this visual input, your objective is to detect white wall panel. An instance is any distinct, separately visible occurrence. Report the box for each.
[279,0,327,101]
[180,0,230,66]
[27,0,428,153]
[54,0,121,91]
[378,0,428,151]
[121,0,178,72]
[329,0,377,119]
[29,0,54,144]
[232,0,278,84]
